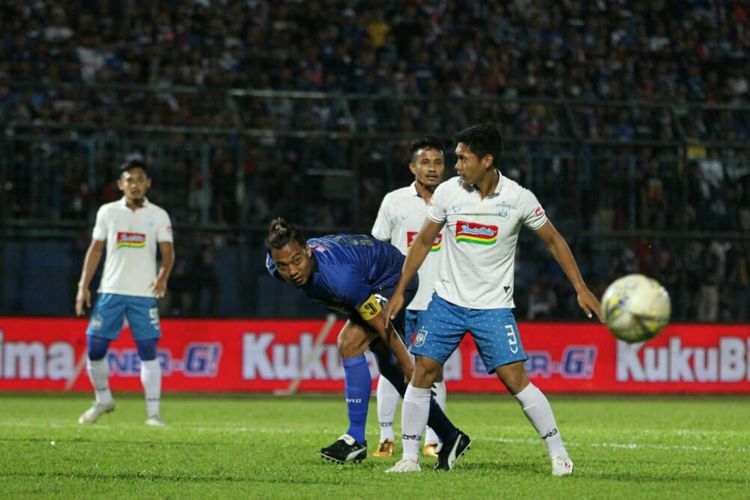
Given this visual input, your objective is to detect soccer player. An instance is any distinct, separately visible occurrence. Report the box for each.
[75,159,174,427]
[385,124,603,475]
[265,218,470,470]
[371,137,447,459]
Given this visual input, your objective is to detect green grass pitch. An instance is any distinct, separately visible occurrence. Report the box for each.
[1,393,748,499]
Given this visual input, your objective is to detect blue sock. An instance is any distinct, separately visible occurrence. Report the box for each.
[343,354,371,445]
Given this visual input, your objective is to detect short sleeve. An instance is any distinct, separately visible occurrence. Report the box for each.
[91,206,108,241]
[327,265,372,308]
[520,188,548,231]
[156,210,174,243]
[371,193,393,241]
[426,182,449,224]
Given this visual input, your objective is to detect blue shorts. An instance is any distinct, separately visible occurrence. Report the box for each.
[411,293,527,373]
[405,309,420,345]
[87,293,162,341]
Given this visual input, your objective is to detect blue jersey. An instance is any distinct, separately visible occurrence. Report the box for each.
[266,234,418,317]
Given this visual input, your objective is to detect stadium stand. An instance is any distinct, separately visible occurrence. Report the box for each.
[0,0,748,320]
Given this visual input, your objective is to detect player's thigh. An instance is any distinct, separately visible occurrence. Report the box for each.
[468,308,527,375]
[124,296,162,340]
[86,293,127,340]
[411,294,466,366]
[338,318,375,357]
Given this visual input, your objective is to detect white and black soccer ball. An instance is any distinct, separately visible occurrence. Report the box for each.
[601,274,671,343]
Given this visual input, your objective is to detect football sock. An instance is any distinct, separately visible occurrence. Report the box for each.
[401,384,431,461]
[343,354,371,445]
[87,358,113,406]
[377,375,400,442]
[425,380,447,444]
[140,359,162,417]
[373,350,457,444]
[514,382,568,458]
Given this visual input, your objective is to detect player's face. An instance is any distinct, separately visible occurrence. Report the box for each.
[455,142,493,185]
[410,147,445,188]
[271,241,314,287]
[118,167,151,203]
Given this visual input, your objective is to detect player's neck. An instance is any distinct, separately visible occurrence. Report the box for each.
[414,181,436,204]
[125,198,145,210]
[476,169,500,199]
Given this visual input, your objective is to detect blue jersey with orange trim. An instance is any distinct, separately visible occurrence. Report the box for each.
[266,234,418,316]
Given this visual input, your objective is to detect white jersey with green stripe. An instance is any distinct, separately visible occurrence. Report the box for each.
[92,197,173,297]
[426,173,547,309]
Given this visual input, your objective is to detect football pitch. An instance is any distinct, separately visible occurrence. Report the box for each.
[1,393,748,499]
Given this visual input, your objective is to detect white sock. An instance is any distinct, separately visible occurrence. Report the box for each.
[514,383,568,458]
[424,380,447,445]
[401,384,431,462]
[87,358,113,406]
[140,359,162,418]
[377,375,400,442]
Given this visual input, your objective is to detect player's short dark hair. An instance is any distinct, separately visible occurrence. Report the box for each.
[265,217,306,250]
[455,124,503,165]
[119,158,149,177]
[409,136,444,162]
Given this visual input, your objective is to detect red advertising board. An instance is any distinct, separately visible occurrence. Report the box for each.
[0,318,748,393]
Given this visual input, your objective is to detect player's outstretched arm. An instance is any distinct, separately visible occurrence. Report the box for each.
[75,239,105,316]
[386,219,443,323]
[534,221,603,322]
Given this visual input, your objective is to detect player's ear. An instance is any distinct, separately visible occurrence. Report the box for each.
[483,154,494,169]
[305,245,312,258]
[408,162,417,176]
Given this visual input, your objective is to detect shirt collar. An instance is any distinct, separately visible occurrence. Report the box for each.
[465,170,502,197]
[119,196,150,208]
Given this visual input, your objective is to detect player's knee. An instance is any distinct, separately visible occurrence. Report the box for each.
[496,362,529,394]
[135,338,159,361]
[412,356,441,387]
[337,329,368,358]
[87,336,111,361]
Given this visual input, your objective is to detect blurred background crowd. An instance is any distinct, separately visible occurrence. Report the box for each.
[1,0,748,321]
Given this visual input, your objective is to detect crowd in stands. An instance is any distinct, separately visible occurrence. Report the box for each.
[1,0,749,320]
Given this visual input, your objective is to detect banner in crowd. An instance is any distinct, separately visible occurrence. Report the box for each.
[0,318,748,393]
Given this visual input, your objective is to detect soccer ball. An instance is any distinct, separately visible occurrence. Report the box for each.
[601,274,671,343]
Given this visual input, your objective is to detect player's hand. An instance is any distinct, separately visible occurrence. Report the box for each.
[385,291,405,326]
[150,277,168,298]
[75,286,91,316]
[577,288,603,322]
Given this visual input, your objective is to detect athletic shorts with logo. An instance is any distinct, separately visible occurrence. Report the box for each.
[411,293,527,373]
[86,293,162,340]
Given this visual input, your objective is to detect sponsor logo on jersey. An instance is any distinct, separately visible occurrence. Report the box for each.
[116,232,146,248]
[406,232,442,252]
[534,206,545,218]
[455,221,498,245]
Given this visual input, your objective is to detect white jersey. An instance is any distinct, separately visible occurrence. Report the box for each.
[92,197,173,297]
[371,182,443,310]
[427,173,547,309]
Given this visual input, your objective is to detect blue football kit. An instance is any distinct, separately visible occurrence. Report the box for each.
[267,234,459,448]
